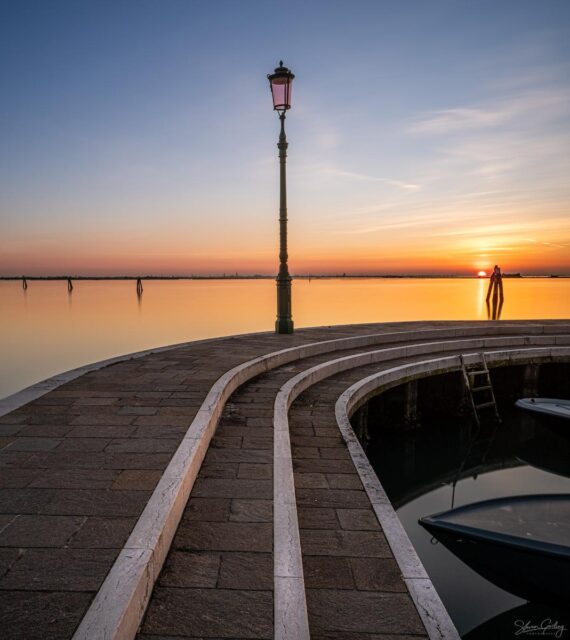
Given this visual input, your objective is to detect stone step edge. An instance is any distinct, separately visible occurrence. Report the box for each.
[335,345,570,640]
[275,336,570,640]
[70,326,570,640]
[2,321,564,417]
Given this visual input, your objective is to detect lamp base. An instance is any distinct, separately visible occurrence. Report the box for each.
[275,318,294,334]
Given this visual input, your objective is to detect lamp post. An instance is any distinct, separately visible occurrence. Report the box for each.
[268,61,295,334]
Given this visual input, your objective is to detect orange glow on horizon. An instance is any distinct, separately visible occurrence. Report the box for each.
[2,215,570,277]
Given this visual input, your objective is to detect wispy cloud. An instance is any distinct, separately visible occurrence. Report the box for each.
[409,88,570,135]
[295,164,421,192]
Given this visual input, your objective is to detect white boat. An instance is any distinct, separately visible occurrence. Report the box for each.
[419,494,570,604]
[515,397,570,422]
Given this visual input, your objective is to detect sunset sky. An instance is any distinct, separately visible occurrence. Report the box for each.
[1,0,569,276]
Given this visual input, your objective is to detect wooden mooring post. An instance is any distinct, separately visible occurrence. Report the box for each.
[486,266,504,304]
[403,380,419,428]
[522,363,540,397]
[67,277,73,292]
[136,278,143,295]
[486,266,504,320]
[22,276,27,290]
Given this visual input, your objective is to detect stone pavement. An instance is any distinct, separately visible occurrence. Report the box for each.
[0,321,568,639]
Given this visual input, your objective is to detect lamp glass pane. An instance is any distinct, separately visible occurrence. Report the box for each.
[270,77,292,110]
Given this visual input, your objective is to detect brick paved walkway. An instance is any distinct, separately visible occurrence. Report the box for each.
[1,321,568,639]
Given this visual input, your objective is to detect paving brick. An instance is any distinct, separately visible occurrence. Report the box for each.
[0,469,40,488]
[192,478,272,499]
[0,488,56,514]
[306,589,425,634]
[111,469,162,490]
[70,414,134,426]
[132,425,188,438]
[336,508,380,531]
[229,499,272,522]
[319,448,352,460]
[303,556,354,589]
[350,557,407,592]
[0,548,116,590]
[4,438,62,452]
[133,415,188,427]
[294,459,355,474]
[158,551,220,588]
[301,530,391,558]
[294,472,328,488]
[291,436,343,448]
[56,438,110,452]
[183,498,231,522]
[326,474,362,490]
[0,548,19,577]
[298,507,339,529]
[211,435,242,449]
[105,438,179,453]
[242,435,273,449]
[296,488,370,509]
[200,462,238,478]
[0,591,93,640]
[218,552,272,590]
[207,448,272,464]
[66,425,136,438]
[118,406,158,415]
[69,516,136,548]
[175,521,272,552]
[293,446,321,459]
[41,489,151,516]
[239,464,272,482]
[0,515,83,547]
[142,588,272,638]
[16,424,74,437]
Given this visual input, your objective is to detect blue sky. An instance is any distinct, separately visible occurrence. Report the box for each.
[1,0,569,275]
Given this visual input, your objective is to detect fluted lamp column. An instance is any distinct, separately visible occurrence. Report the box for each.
[268,61,295,334]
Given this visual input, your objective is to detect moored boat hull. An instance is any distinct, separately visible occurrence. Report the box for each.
[419,494,570,605]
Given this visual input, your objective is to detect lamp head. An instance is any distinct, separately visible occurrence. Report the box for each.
[268,61,294,113]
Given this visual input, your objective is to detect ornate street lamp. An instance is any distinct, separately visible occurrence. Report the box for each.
[268,61,295,334]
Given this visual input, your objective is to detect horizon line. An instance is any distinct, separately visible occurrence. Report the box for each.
[2,273,569,280]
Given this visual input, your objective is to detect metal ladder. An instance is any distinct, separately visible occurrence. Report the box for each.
[460,352,501,426]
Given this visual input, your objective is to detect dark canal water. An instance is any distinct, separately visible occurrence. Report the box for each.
[366,366,570,639]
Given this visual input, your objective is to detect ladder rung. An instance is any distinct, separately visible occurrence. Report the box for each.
[475,401,496,409]
[473,385,492,392]
[468,370,488,376]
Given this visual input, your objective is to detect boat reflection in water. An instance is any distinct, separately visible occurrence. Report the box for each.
[419,494,570,604]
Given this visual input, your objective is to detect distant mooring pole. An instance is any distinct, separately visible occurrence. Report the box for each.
[67,277,73,293]
[22,276,27,290]
[486,266,504,303]
[268,61,295,334]
[486,265,504,320]
[136,278,143,295]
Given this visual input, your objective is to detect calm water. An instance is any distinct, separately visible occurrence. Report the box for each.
[1,277,569,400]
[370,406,570,638]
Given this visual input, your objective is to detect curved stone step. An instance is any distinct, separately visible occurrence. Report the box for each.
[275,338,570,639]
[73,324,569,640]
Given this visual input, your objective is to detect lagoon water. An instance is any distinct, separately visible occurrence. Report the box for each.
[370,404,570,637]
[1,277,569,400]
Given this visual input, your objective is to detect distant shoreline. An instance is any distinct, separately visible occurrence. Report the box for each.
[1,274,568,281]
